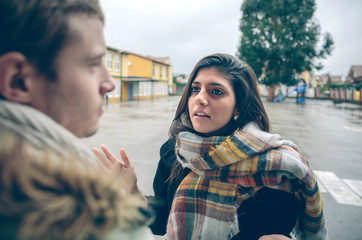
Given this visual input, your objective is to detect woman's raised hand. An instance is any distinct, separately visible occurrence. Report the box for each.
[92,145,140,194]
[93,145,133,170]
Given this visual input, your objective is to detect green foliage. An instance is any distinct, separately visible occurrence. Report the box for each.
[173,73,185,83]
[355,85,362,91]
[319,85,328,92]
[237,0,334,87]
[329,82,349,89]
[173,73,188,86]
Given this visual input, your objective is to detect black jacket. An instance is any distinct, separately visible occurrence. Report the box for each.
[147,137,299,240]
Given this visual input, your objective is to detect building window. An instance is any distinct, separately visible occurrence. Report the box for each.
[140,82,145,96]
[107,53,113,71]
[114,80,120,97]
[133,82,139,97]
[147,82,151,95]
[106,91,113,98]
[155,83,159,95]
[152,64,155,75]
[160,66,162,78]
[115,55,120,72]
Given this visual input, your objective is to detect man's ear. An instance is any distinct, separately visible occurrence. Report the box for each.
[0,52,39,103]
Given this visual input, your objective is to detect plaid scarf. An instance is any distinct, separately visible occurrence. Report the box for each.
[167,122,326,240]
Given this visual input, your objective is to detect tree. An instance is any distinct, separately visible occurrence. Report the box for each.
[237,0,334,101]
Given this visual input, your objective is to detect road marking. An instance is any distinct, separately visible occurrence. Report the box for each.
[343,179,362,198]
[314,170,362,207]
[315,177,327,193]
[342,125,362,132]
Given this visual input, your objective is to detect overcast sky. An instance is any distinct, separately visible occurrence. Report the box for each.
[100,0,362,79]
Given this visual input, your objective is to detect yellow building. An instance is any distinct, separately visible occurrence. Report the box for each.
[149,56,174,98]
[300,69,310,85]
[105,47,122,101]
[105,47,173,101]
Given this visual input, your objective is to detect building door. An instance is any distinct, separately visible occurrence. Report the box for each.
[128,84,133,100]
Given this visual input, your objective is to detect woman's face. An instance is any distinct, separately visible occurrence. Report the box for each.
[188,68,237,134]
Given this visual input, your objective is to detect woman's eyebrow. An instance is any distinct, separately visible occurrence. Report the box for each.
[209,82,226,87]
[192,81,226,87]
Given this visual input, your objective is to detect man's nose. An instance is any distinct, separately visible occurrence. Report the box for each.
[100,65,115,95]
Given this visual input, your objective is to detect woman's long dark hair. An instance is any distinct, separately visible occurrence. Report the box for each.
[169,53,270,182]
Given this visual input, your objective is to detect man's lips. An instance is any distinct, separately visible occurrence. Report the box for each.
[99,101,105,115]
[99,106,104,115]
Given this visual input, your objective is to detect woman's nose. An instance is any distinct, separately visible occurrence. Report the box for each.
[195,90,208,106]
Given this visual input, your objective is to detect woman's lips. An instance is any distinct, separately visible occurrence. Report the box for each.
[194,111,210,119]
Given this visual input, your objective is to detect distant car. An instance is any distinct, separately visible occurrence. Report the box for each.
[324,90,330,97]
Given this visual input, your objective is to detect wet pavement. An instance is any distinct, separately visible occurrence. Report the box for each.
[83,96,362,240]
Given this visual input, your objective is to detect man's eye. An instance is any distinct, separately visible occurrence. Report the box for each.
[191,86,200,93]
[91,61,101,67]
[212,89,224,95]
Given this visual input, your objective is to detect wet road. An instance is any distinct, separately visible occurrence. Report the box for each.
[83,96,362,240]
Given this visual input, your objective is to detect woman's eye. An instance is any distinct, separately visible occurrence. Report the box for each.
[212,89,224,95]
[191,86,200,93]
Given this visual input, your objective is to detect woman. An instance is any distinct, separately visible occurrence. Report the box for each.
[94,54,328,240]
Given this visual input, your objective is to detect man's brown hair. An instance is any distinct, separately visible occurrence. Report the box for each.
[0,0,104,81]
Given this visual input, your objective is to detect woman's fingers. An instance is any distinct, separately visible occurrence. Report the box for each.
[92,146,139,194]
[101,145,121,165]
[93,145,126,170]
[92,145,134,173]
[92,147,112,169]
[120,148,133,168]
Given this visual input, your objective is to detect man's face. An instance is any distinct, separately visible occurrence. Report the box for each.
[33,15,115,138]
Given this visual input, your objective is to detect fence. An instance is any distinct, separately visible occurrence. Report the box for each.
[305,88,362,105]
[259,85,362,105]
[328,88,362,104]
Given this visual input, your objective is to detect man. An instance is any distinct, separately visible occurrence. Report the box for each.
[0,0,153,239]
